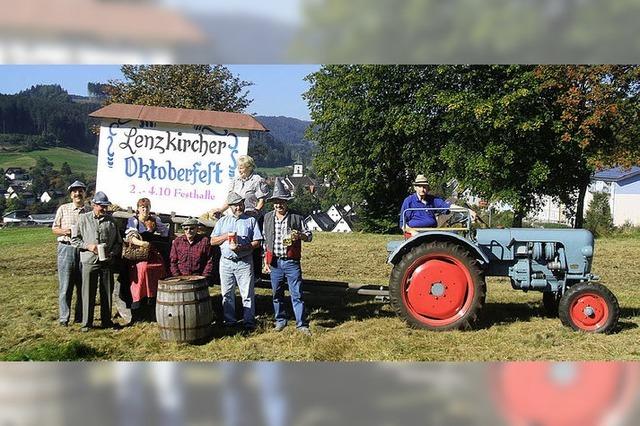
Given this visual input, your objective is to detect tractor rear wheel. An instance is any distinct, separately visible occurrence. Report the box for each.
[389,241,486,331]
[559,282,619,333]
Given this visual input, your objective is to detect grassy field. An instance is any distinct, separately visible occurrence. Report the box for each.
[259,167,293,177]
[0,147,97,176]
[0,227,639,361]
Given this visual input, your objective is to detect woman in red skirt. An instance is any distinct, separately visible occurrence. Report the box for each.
[125,198,169,322]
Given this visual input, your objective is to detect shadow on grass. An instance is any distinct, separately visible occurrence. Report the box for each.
[1,340,105,361]
[477,303,640,333]
[476,301,541,329]
[306,293,394,329]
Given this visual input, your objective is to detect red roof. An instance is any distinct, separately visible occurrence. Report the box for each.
[90,103,268,132]
[0,0,204,45]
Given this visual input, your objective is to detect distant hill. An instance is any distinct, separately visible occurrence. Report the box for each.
[255,116,312,145]
[249,116,315,167]
[0,85,100,154]
[0,84,314,170]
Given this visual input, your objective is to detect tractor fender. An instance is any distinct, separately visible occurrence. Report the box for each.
[387,231,490,267]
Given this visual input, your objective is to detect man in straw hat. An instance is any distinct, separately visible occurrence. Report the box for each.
[211,192,263,331]
[399,174,452,234]
[169,217,214,279]
[72,191,122,332]
[51,180,89,327]
[263,178,313,336]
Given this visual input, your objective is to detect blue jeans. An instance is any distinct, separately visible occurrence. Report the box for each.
[219,257,255,327]
[56,242,83,323]
[270,258,307,328]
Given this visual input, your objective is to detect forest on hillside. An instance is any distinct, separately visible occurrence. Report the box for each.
[0,85,100,153]
[0,85,314,167]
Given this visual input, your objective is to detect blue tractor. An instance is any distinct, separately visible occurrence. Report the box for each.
[387,209,620,333]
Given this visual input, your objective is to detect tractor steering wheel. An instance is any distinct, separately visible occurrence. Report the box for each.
[444,211,467,227]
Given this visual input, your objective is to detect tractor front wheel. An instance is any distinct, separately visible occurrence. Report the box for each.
[389,241,486,331]
[559,282,619,333]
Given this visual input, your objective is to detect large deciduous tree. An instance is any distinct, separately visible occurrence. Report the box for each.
[305,65,444,232]
[107,65,253,112]
[535,65,640,227]
[305,65,639,231]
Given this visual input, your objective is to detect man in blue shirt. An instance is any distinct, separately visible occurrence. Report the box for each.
[399,174,451,232]
[211,192,263,331]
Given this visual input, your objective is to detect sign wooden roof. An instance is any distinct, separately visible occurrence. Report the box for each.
[90,103,268,132]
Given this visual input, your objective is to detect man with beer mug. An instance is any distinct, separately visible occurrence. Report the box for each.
[71,191,122,332]
[211,192,263,331]
[263,179,313,336]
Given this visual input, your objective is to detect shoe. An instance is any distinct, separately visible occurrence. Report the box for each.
[81,326,91,332]
[297,326,312,336]
[59,321,68,327]
[102,322,122,330]
[274,322,286,332]
[242,326,256,335]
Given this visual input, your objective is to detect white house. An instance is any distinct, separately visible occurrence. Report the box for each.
[4,167,29,181]
[304,212,335,232]
[40,190,65,203]
[528,196,571,225]
[326,205,344,222]
[584,166,640,226]
[332,216,354,233]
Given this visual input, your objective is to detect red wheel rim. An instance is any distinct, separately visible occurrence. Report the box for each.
[569,292,609,331]
[492,362,636,426]
[401,253,474,327]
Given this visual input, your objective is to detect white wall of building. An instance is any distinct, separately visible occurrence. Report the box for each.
[332,218,352,233]
[327,205,342,222]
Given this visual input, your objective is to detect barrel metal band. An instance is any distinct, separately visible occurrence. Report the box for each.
[158,324,212,331]
[158,287,208,294]
[157,299,209,306]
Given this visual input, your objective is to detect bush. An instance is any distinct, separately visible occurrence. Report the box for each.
[584,192,614,237]
[611,221,640,238]
[477,209,514,228]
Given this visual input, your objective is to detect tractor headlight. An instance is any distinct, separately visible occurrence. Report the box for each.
[581,245,593,258]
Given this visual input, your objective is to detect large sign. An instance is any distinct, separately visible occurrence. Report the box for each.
[95,119,248,216]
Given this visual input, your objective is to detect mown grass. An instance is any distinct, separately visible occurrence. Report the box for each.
[259,167,292,177]
[0,227,639,361]
[0,147,97,175]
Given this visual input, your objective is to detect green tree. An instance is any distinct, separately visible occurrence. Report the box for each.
[289,186,321,218]
[107,65,253,112]
[30,157,55,195]
[60,162,72,177]
[295,0,640,63]
[0,168,8,188]
[305,65,440,232]
[430,65,579,226]
[535,65,640,227]
[584,192,614,237]
[305,65,639,231]
[6,197,26,212]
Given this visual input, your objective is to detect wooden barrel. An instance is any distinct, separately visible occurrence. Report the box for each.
[156,275,213,343]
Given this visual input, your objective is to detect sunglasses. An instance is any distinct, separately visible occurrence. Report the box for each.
[182,226,196,230]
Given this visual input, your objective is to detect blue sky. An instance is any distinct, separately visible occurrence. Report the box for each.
[161,0,302,24]
[0,65,318,121]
